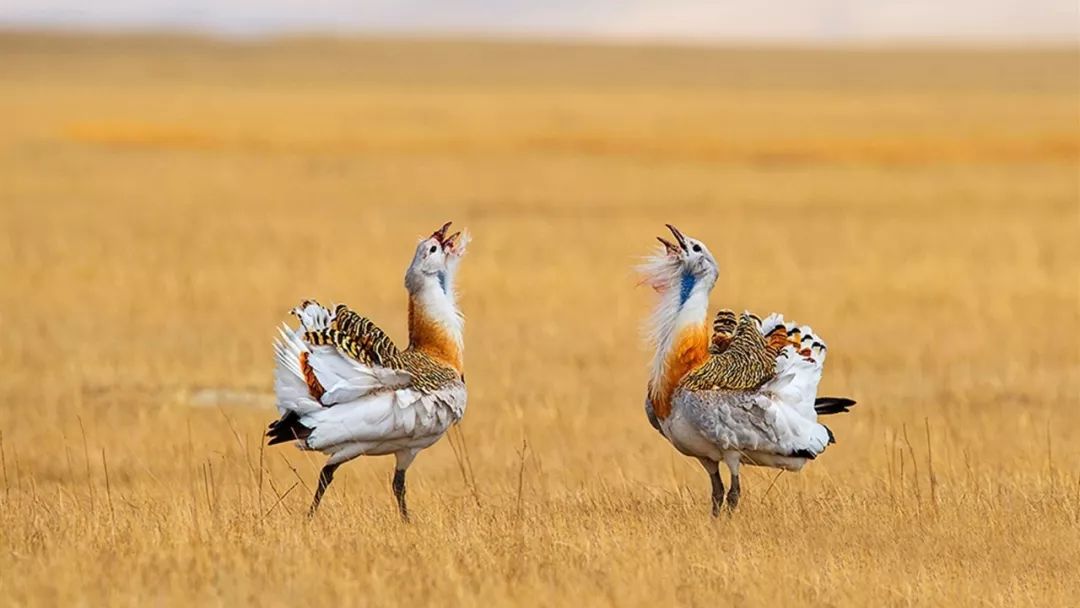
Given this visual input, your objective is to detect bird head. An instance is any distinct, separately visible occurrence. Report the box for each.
[406,221,470,294]
[639,224,719,293]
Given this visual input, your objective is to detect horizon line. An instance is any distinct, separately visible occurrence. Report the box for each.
[2,25,1077,50]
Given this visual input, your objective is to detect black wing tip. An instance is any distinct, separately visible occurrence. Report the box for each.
[790,449,818,460]
[266,412,312,446]
[814,396,857,415]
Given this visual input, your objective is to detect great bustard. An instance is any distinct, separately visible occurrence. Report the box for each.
[640,224,855,516]
[268,222,469,519]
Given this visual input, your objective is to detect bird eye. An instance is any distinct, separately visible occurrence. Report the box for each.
[692,244,702,253]
[429,245,438,253]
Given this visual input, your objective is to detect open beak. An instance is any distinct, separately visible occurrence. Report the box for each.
[442,230,461,252]
[665,224,688,251]
[656,236,680,255]
[431,221,453,244]
[657,224,687,255]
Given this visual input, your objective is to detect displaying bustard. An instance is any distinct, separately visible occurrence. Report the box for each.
[268,222,469,519]
[640,224,855,515]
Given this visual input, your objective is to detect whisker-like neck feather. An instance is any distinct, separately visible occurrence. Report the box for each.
[649,281,709,379]
[645,271,712,419]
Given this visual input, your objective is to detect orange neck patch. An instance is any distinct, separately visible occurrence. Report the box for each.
[408,296,463,374]
[650,323,709,420]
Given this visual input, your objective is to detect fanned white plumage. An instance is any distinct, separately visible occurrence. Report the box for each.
[273,325,322,416]
[661,307,837,467]
[272,314,459,463]
[302,386,460,451]
[759,312,786,336]
[272,275,468,467]
[292,300,335,331]
[759,314,827,422]
[755,314,832,457]
[283,302,413,406]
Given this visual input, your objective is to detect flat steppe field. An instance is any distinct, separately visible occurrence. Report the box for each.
[0,33,1077,606]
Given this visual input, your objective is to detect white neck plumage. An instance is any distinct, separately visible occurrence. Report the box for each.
[406,271,465,372]
[411,275,463,347]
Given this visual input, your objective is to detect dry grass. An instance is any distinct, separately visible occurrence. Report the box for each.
[0,33,1078,606]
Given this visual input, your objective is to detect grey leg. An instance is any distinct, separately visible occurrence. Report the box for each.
[727,472,741,510]
[392,469,409,522]
[392,450,418,522]
[699,458,724,517]
[309,463,340,517]
[710,469,726,517]
[724,453,742,511]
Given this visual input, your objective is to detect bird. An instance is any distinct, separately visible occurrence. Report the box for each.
[267,221,470,520]
[640,224,855,516]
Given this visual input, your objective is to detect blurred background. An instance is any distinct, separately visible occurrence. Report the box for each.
[4,0,1079,42]
[0,2,1077,606]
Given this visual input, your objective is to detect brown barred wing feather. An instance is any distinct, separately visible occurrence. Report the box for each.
[304,327,460,393]
[305,328,384,366]
[332,304,399,366]
[301,304,400,368]
[709,309,738,355]
[684,313,777,392]
[391,350,462,392]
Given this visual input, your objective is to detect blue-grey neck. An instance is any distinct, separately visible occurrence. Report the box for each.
[679,271,696,306]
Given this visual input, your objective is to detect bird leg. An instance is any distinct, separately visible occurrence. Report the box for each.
[392,469,409,522]
[724,455,742,511]
[699,458,724,517]
[308,463,340,517]
[392,450,419,522]
[727,473,741,511]
[709,469,726,517]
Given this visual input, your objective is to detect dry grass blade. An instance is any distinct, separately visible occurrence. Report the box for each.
[77,416,95,514]
[263,482,299,518]
[902,423,921,512]
[0,430,8,504]
[448,424,482,507]
[515,439,529,521]
[217,405,258,484]
[925,418,938,512]
[101,449,116,534]
[279,454,312,495]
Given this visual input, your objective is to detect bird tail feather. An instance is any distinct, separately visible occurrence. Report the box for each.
[814,396,856,416]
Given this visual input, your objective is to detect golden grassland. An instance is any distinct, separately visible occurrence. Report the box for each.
[0,33,1078,606]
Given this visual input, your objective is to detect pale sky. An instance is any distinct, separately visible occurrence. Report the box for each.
[2,0,1078,43]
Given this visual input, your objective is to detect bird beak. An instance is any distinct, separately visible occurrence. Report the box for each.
[665,224,688,251]
[656,236,681,256]
[431,221,453,244]
[442,230,461,251]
